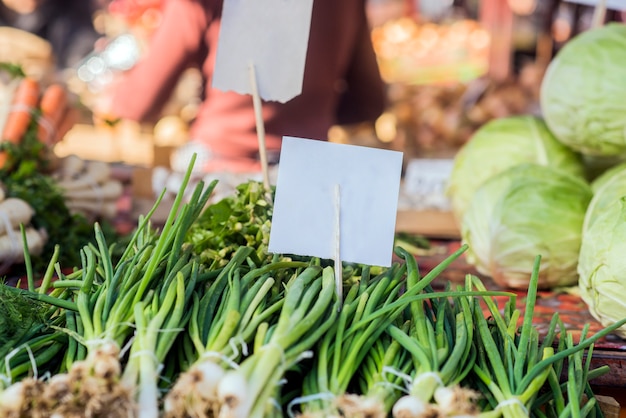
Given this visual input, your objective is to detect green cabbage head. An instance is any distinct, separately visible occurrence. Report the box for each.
[447,115,584,223]
[578,196,626,338]
[462,163,592,289]
[540,23,626,156]
[584,162,626,231]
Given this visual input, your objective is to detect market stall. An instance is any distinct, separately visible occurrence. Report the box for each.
[2,0,626,417]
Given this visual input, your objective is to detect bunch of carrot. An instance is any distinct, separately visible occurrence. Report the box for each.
[0,74,74,170]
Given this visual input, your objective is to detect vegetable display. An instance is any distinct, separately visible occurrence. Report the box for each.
[540,23,626,156]
[446,115,584,222]
[0,158,623,417]
[447,24,626,298]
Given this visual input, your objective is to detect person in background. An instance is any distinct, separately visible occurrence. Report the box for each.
[99,0,386,173]
[0,0,101,71]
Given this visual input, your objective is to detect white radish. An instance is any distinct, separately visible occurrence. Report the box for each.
[0,197,34,235]
[0,227,47,262]
[66,200,118,219]
[62,180,123,201]
[59,154,86,180]
[56,160,111,190]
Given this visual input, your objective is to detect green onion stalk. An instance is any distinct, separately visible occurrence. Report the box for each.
[468,257,558,418]
[468,256,626,418]
[534,323,609,418]
[120,264,197,418]
[216,264,340,418]
[50,163,215,416]
[349,323,414,418]
[294,264,407,418]
[0,239,75,416]
[163,247,308,418]
[1,156,216,417]
[387,248,482,418]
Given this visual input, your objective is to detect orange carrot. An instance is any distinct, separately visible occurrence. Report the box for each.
[2,77,40,143]
[0,77,41,169]
[37,83,68,144]
[50,107,78,145]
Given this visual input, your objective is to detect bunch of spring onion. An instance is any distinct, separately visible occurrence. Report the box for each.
[387,247,482,418]
[163,246,309,418]
[0,155,218,417]
[291,245,493,418]
[214,263,340,418]
[346,324,413,418]
[0,242,74,416]
[294,264,406,417]
[468,256,626,418]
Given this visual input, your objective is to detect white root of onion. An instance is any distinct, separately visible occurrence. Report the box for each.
[0,378,45,418]
[336,393,386,418]
[217,369,251,418]
[392,395,435,418]
[163,360,227,418]
[433,385,480,416]
[0,380,25,415]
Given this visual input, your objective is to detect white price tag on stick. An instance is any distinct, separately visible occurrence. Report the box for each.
[268,137,403,267]
[212,0,314,103]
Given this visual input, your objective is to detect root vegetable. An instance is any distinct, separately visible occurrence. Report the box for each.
[37,83,68,144]
[51,106,78,145]
[1,77,39,143]
[56,160,111,190]
[62,180,124,201]
[66,200,118,219]
[0,197,34,235]
[0,77,40,167]
[58,154,85,180]
[0,227,46,266]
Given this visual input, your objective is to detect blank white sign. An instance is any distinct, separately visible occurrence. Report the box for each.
[268,137,403,267]
[212,0,314,103]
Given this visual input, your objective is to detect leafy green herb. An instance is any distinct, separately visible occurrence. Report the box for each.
[186,180,275,268]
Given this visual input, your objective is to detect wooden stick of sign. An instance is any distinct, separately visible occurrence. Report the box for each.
[333,183,343,310]
[591,0,607,28]
[248,62,273,203]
